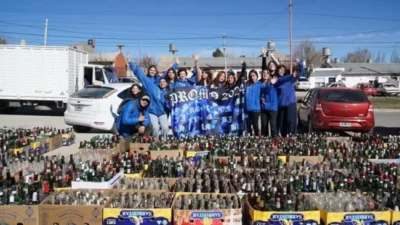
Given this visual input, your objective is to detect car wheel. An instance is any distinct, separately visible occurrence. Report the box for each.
[308,117,314,133]
[72,125,91,133]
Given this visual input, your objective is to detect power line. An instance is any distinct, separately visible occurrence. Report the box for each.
[0,31,220,41]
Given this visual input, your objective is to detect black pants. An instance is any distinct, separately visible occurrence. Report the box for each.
[261,110,278,137]
[246,111,260,136]
[124,124,153,151]
[277,103,297,137]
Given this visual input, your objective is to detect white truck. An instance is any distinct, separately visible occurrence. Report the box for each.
[0,45,114,109]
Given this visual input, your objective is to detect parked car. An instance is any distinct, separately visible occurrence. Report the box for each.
[64,83,135,133]
[295,77,311,90]
[376,83,400,96]
[354,83,377,96]
[298,87,375,133]
[323,82,347,87]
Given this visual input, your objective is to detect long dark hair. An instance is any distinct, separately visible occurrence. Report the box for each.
[117,84,144,114]
[213,71,226,88]
[224,73,237,89]
[277,65,288,77]
[198,69,213,86]
[165,68,177,83]
[268,61,278,76]
[147,65,158,76]
[247,70,258,85]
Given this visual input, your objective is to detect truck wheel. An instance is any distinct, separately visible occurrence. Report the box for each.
[72,125,91,133]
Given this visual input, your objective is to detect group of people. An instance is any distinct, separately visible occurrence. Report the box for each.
[115,47,304,140]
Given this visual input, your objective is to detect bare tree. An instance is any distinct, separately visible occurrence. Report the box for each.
[0,35,6,45]
[391,49,400,63]
[343,48,372,63]
[293,39,321,67]
[138,57,156,69]
[373,51,386,63]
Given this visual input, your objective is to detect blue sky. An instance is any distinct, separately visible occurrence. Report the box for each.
[1,0,400,61]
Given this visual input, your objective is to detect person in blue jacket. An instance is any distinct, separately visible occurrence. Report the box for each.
[260,70,298,137]
[175,68,197,88]
[165,68,178,89]
[127,53,171,139]
[159,78,171,115]
[145,57,179,86]
[116,94,152,150]
[243,61,264,136]
[275,59,304,137]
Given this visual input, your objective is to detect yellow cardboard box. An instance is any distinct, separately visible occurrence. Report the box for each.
[247,197,319,225]
[321,209,391,225]
[103,190,173,225]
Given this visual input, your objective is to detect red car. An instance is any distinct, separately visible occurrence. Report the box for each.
[298,87,375,133]
[355,83,377,96]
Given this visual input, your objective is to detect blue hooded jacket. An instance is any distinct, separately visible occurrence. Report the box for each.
[261,75,296,111]
[174,76,196,88]
[245,81,265,112]
[160,88,170,114]
[275,61,304,107]
[116,99,150,137]
[129,62,168,116]
[147,63,179,86]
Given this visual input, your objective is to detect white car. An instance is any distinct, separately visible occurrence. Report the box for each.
[64,83,134,133]
[295,77,311,90]
[376,83,400,96]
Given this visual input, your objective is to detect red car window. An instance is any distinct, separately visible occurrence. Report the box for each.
[320,90,368,103]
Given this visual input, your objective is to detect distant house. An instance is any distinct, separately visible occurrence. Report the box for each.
[331,63,400,87]
[89,52,127,77]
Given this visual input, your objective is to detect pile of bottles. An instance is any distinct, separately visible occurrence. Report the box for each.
[109,191,174,208]
[47,190,112,205]
[303,190,386,212]
[145,156,193,178]
[78,135,120,151]
[115,178,171,190]
[175,169,233,193]
[0,172,49,205]
[174,193,240,210]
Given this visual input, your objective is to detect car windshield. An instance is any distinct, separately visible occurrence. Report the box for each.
[384,84,396,87]
[70,86,115,99]
[299,78,308,82]
[320,89,368,103]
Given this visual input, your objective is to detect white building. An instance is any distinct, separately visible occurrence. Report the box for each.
[308,68,344,88]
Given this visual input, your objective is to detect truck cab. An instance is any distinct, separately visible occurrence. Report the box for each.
[79,65,110,90]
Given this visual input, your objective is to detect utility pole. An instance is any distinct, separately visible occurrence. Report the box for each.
[44,19,48,46]
[289,0,293,74]
[223,33,227,74]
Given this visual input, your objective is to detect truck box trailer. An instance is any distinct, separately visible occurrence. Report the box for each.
[0,45,112,108]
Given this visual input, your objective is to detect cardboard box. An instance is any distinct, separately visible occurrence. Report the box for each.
[103,190,174,225]
[392,211,400,225]
[13,145,32,156]
[185,151,210,162]
[130,143,150,152]
[288,156,324,164]
[115,177,177,191]
[321,208,391,225]
[247,197,319,225]
[173,193,242,225]
[0,205,39,225]
[47,134,63,151]
[71,171,124,189]
[39,189,114,225]
[150,149,184,159]
[62,133,75,146]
